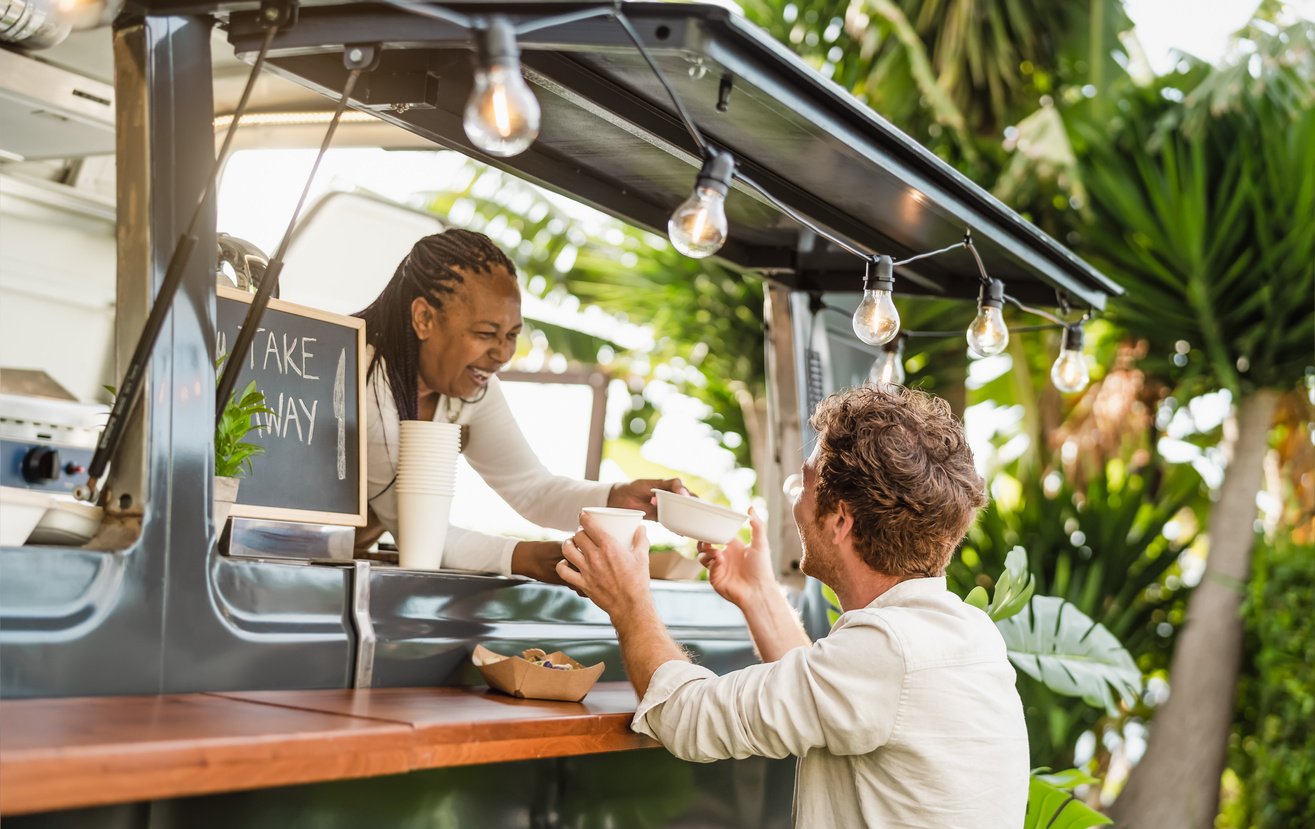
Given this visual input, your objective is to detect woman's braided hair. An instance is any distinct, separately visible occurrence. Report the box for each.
[355,229,516,421]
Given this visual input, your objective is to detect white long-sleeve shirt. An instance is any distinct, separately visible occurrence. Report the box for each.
[632,577,1029,828]
[365,355,613,575]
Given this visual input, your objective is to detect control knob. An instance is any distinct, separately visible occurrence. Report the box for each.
[21,447,61,484]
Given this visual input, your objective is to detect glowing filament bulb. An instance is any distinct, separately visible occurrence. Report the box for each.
[463,18,540,158]
[867,337,906,387]
[1051,325,1091,394]
[669,150,735,259]
[852,256,900,346]
[967,279,1010,357]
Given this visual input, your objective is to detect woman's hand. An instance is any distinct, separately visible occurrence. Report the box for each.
[697,507,776,607]
[608,477,689,520]
[511,540,571,585]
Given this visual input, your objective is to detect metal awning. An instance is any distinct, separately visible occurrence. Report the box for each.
[209,1,1122,309]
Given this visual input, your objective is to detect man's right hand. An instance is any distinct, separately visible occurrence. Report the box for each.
[698,507,776,607]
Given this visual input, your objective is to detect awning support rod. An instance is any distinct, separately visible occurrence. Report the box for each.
[79,24,281,505]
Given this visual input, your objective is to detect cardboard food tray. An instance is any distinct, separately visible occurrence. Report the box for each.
[472,644,605,702]
[648,550,705,581]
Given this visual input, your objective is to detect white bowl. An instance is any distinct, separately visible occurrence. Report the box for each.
[0,486,54,546]
[652,489,747,544]
[27,497,103,546]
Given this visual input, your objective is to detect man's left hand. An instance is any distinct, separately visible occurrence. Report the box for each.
[557,511,651,618]
[608,477,689,520]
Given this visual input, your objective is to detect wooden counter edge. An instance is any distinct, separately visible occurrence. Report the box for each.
[0,688,662,816]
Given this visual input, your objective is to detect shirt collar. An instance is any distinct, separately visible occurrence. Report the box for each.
[868,576,948,609]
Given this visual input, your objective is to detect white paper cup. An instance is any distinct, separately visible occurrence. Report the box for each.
[401,421,461,443]
[399,460,457,472]
[396,486,456,496]
[395,468,458,480]
[397,492,452,570]
[580,507,646,551]
[398,438,461,449]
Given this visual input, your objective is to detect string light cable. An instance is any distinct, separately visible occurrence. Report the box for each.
[366,2,1098,393]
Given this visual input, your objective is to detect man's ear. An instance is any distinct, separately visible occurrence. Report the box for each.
[411,297,436,340]
[830,500,855,546]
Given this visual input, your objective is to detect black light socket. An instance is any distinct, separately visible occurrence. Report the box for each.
[868,255,894,291]
[475,16,520,62]
[1062,324,1084,351]
[695,149,735,197]
[978,278,1005,308]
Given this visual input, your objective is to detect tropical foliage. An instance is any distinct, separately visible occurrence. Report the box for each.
[1072,21,1315,827]
[215,378,273,479]
[974,549,1131,828]
[1026,769,1112,829]
[1222,539,1315,829]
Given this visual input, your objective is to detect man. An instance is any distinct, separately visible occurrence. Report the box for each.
[557,385,1029,828]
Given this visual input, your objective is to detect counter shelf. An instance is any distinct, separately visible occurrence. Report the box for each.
[0,683,657,816]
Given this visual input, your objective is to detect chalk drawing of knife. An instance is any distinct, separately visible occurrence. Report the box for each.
[334,347,346,480]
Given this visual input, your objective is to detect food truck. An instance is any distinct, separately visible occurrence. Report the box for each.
[0,2,1123,826]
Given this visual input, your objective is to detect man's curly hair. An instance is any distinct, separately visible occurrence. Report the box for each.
[809,385,987,577]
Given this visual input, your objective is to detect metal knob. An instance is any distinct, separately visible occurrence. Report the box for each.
[21,447,61,484]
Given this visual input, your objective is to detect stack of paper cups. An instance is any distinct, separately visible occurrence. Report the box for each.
[396,421,460,570]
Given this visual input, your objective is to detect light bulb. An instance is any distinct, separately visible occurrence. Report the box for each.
[58,0,124,29]
[782,473,803,499]
[669,186,728,258]
[464,18,540,157]
[669,150,735,258]
[1051,325,1090,394]
[867,339,906,387]
[967,279,1009,356]
[852,256,900,346]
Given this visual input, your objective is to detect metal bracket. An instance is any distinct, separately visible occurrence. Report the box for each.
[716,74,733,112]
[343,44,382,73]
[1055,289,1072,316]
[258,0,297,29]
[349,560,376,688]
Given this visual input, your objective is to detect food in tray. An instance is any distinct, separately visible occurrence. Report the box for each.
[520,647,576,670]
[472,644,605,702]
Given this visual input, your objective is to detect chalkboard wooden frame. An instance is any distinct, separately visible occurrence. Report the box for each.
[217,285,367,526]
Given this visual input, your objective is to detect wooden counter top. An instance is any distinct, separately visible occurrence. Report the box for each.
[0,684,658,816]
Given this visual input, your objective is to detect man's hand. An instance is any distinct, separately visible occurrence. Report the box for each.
[557,511,651,619]
[608,477,689,520]
[698,507,776,607]
[559,511,689,698]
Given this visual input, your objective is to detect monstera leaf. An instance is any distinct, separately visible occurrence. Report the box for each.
[965,546,1036,622]
[1024,770,1113,829]
[997,595,1141,715]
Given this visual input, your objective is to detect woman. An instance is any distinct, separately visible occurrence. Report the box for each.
[354,229,683,582]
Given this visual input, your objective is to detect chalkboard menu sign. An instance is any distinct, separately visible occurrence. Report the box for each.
[216,285,366,526]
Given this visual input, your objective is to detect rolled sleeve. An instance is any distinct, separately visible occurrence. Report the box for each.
[633,661,718,736]
[632,617,906,764]
[439,526,518,576]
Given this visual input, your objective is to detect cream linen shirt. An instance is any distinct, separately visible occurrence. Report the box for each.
[632,577,1029,828]
[365,352,613,575]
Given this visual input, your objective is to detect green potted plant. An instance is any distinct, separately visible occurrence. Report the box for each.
[213,374,272,531]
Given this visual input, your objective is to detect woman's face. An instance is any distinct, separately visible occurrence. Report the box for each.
[412,269,522,400]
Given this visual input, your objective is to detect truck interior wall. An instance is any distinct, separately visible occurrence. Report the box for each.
[0,167,117,403]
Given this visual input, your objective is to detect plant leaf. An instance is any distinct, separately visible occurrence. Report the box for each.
[997,595,1142,715]
[1024,773,1112,829]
